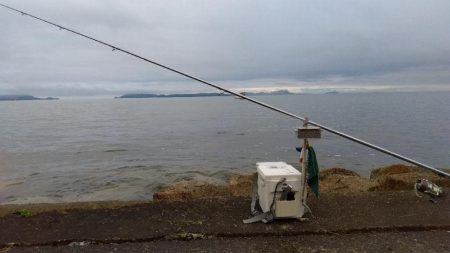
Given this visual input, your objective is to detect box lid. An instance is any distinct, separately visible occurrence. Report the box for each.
[257,162,301,179]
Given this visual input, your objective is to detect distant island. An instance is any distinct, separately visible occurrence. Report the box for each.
[116,92,228,99]
[116,90,294,99]
[0,95,59,101]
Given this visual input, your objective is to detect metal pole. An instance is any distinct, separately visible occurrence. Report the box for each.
[1,3,449,178]
[301,139,308,204]
[300,119,309,206]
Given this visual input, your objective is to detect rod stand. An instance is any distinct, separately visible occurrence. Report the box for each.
[296,117,321,213]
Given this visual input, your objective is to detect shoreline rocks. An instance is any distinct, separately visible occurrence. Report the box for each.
[153,164,450,201]
[369,164,450,191]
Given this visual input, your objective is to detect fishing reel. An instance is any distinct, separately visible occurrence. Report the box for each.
[414,179,443,198]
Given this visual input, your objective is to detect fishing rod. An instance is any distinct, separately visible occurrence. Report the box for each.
[1,3,449,178]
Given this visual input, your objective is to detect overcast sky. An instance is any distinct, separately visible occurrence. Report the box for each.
[1,0,450,97]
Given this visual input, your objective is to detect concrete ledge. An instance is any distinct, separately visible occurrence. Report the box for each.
[0,190,449,252]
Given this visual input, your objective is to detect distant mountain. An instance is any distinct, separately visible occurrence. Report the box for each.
[116,90,294,99]
[116,93,229,99]
[245,89,293,96]
[0,95,59,101]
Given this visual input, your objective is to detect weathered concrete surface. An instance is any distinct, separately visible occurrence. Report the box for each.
[0,191,449,252]
[7,231,450,253]
[0,201,146,218]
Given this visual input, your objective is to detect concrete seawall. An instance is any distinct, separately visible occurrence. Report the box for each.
[0,164,449,252]
[0,191,449,252]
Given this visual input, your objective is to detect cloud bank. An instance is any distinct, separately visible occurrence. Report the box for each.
[1,0,450,96]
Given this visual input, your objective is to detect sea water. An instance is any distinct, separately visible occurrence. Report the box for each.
[1,92,449,203]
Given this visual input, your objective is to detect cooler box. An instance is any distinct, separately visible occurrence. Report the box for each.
[257,162,305,218]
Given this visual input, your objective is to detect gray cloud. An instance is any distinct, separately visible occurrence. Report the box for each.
[1,0,450,96]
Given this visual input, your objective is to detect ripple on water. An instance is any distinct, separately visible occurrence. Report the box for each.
[104,149,128,153]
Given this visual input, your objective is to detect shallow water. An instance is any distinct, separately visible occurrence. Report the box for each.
[1,92,449,203]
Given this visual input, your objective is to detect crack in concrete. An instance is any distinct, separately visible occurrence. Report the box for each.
[2,224,450,250]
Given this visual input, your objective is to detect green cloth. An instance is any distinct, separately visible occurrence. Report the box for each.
[307,146,320,197]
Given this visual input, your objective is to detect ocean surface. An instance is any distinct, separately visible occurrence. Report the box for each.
[1,92,449,204]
